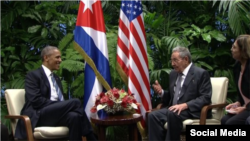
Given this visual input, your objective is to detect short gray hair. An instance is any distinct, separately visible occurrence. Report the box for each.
[172,46,192,63]
[41,46,59,61]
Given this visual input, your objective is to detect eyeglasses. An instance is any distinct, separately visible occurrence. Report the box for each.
[170,58,182,63]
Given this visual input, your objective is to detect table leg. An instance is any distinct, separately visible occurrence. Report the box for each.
[98,125,106,141]
[128,124,138,141]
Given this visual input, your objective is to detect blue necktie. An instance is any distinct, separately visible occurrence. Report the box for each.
[51,73,64,101]
[173,73,183,105]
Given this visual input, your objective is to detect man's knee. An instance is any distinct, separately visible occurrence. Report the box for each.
[148,112,156,121]
[68,98,81,107]
[67,112,81,121]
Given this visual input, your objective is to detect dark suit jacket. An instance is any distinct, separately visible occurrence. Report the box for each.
[161,64,212,118]
[234,59,250,106]
[15,67,63,139]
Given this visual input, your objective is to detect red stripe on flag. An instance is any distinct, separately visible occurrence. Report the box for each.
[132,17,148,66]
[118,18,130,39]
[135,104,146,127]
[130,21,149,74]
[128,67,150,112]
[129,42,150,97]
[117,37,129,59]
[116,54,129,76]
[137,16,146,46]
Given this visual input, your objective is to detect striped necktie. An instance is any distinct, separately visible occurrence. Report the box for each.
[51,73,64,101]
[173,73,183,105]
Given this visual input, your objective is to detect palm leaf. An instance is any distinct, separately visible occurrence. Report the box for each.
[58,33,74,51]
[213,0,250,35]
[150,68,171,84]
[70,73,84,98]
[60,60,84,72]
[1,2,30,30]
[228,1,244,35]
[10,77,25,89]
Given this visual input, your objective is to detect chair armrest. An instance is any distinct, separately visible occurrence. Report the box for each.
[199,103,227,125]
[5,115,35,141]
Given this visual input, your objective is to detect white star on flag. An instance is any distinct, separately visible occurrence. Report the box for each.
[82,0,97,13]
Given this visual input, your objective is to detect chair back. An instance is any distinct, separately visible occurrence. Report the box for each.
[5,89,26,135]
[210,77,229,120]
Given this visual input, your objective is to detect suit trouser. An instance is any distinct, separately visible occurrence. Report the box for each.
[37,98,93,140]
[148,108,191,141]
[221,109,249,125]
[246,116,250,125]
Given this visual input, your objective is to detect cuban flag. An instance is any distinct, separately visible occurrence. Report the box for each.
[74,0,112,119]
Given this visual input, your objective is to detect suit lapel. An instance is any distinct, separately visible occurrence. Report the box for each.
[179,64,195,99]
[40,67,50,91]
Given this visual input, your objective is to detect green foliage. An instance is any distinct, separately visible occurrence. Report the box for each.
[1,1,31,30]
[213,0,250,35]
[1,98,11,133]
[102,1,120,26]
[70,73,85,98]
[182,24,226,44]
[1,46,40,89]
[106,27,125,89]
[22,1,76,47]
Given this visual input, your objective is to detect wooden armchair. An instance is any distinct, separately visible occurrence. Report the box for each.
[145,77,229,140]
[4,89,70,141]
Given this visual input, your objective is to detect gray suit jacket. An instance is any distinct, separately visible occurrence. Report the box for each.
[161,64,212,118]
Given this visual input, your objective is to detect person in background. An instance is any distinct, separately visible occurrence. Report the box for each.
[221,34,250,125]
[148,46,212,141]
[15,46,97,141]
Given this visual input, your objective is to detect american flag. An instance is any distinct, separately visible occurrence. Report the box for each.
[116,0,152,128]
[74,0,112,119]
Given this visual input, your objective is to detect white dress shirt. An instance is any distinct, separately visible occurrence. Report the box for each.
[42,65,59,101]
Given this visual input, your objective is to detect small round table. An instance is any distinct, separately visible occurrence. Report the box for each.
[90,113,142,141]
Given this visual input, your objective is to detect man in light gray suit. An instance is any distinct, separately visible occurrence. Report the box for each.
[148,46,212,141]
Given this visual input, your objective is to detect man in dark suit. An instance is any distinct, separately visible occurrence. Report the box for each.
[148,46,212,141]
[15,46,97,141]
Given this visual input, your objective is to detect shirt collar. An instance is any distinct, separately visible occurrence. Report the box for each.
[182,62,192,76]
[42,65,52,77]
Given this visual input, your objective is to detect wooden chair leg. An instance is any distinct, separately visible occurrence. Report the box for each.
[180,134,186,141]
